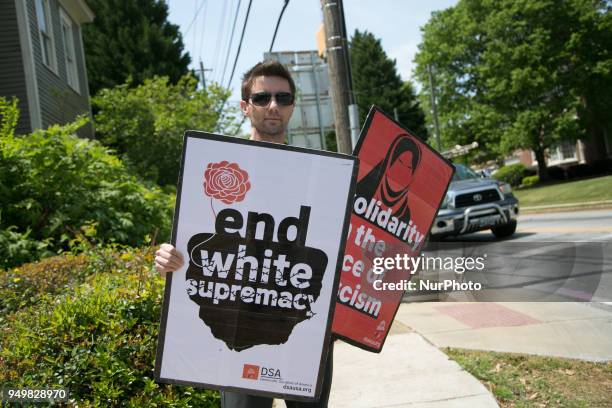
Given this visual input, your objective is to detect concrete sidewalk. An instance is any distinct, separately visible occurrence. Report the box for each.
[274,304,500,408]
[276,302,611,407]
[396,302,612,362]
[327,329,499,408]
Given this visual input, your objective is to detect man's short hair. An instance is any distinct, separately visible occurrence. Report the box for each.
[241,60,296,102]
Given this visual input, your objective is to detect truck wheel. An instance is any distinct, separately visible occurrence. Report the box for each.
[491,220,517,238]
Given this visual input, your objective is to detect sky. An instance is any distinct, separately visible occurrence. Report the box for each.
[167,0,458,109]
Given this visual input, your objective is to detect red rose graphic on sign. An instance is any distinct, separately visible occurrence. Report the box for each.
[242,364,260,380]
[204,161,251,204]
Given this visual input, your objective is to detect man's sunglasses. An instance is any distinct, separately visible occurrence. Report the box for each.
[248,92,294,107]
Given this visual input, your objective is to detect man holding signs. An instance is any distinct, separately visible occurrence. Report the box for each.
[155,61,338,408]
[154,61,453,407]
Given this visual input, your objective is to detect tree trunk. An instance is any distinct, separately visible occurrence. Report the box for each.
[534,147,549,182]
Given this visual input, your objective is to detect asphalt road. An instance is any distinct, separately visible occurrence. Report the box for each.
[447,208,612,243]
[406,209,612,303]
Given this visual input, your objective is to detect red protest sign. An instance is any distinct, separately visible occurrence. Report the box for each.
[332,107,454,352]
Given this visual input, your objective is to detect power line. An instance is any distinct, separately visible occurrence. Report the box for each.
[197,0,209,65]
[184,0,208,37]
[211,0,231,83]
[224,0,239,81]
[220,0,243,86]
[192,0,198,55]
[211,0,230,83]
[192,0,210,90]
[215,0,252,133]
[269,0,290,53]
[226,0,253,89]
[233,116,247,136]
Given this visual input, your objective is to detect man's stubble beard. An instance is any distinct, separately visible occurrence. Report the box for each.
[254,123,286,142]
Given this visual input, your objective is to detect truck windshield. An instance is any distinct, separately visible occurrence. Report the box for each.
[453,164,481,181]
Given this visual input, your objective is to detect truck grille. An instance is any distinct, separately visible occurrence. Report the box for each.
[454,189,501,208]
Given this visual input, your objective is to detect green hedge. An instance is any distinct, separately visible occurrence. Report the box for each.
[1,253,88,317]
[0,243,136,317]
[521,175,540,187]
[0,247,219,406]
[0,96,174,269]
[493,164,529,187]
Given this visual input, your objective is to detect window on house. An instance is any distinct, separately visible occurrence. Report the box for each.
[35,0,55,70]
[60,9,79,93]
[560,140,576,160]
[549,140,577,162]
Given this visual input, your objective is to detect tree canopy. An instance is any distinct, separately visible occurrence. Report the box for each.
[92,74,239,187]
[83,0,191,96]
[415,0,611,178]
[350,30,428,140]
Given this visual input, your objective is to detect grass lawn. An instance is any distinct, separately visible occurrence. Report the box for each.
[445,348,612,407]
[514,175,612,207]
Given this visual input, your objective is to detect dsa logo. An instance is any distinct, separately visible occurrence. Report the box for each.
[242,364,260,380]
[261,367,282,380]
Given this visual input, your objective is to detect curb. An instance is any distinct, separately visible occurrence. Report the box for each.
[520,200,612,214]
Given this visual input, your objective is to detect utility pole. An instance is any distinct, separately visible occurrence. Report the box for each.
[321,0,353,154]
[427,64,442,151]
[198,60,213,90]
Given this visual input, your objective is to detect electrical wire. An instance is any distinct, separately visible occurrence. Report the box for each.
[269,0,290,53]
[232,115,247,136]
[220,0,242,86]
[192,0,198,54]
[197,0,209,66]
[183,0,208,37]
[211,0,230,83]
[215,0,252,132]
[225,0,253,89]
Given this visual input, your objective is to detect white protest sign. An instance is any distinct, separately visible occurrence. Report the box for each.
[155,132,357,401]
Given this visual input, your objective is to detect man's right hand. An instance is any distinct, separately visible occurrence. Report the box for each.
[154,243,185,277]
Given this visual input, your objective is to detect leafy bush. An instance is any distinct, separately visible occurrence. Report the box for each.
[493,164,528,187]
[0,239,133,317]
[0,94,18,137]
[93,74,240,186]
[0,252,89,318]
[521,175,540,187]
[0,247,220,406]
[0,227,53,271]
[0,96,174,269]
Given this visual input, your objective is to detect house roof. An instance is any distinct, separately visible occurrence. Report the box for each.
[58,0,95,24]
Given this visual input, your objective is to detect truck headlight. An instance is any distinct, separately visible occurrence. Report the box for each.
[499,182,512,194]
[440,192,451,209]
